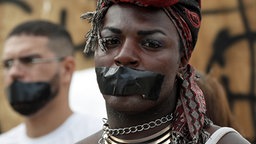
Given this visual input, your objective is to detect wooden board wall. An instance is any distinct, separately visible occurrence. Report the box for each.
[190,0,256,142]
[0,0,255,142]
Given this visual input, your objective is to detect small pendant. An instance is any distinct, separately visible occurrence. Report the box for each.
[98,118,110,144]
[98,137,104,144]
[98,133,109,144]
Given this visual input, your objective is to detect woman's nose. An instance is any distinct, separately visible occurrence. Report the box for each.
[114,40,139,67]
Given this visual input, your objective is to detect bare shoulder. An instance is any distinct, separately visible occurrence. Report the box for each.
[206,125,251,144]
[76,130,103,144]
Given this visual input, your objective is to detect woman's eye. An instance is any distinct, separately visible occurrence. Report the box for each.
[100,37,121,50]
[142,39,163,49]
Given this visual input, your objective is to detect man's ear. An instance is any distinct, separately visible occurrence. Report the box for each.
[62,56,76,83]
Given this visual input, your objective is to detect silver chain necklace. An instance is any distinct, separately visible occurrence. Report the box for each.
[102,113,173,136]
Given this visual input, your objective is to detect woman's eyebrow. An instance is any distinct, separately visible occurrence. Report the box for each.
[138,30,166,36]
[102,27,122,34]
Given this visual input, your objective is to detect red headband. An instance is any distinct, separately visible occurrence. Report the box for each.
[110,0,179,7]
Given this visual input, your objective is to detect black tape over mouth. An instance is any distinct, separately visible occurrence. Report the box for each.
[95,66,164,101]
[6,80,52,116]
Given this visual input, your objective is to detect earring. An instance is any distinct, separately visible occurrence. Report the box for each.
[177,72,184,80]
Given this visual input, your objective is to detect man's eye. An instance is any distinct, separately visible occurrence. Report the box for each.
[19,56,35,64]
[3,59,13,69]
[100,37,121,49]
[142,39,163,49]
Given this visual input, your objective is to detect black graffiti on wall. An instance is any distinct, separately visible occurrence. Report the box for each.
[0,0,32,13]
[204,0,256,141]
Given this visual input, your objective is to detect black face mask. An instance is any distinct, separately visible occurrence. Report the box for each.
[6,80,56,116]
[95,66,164,101]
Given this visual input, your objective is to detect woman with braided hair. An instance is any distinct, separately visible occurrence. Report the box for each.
[78,0,250,143]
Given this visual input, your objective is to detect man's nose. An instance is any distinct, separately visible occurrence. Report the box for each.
[114,40,139,68]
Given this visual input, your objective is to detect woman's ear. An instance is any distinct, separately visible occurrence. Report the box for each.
[178,54,188,73]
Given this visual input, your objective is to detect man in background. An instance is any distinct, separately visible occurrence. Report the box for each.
[0,20,101,144]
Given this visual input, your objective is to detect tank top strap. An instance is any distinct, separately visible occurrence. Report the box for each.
[205,127,239,144]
